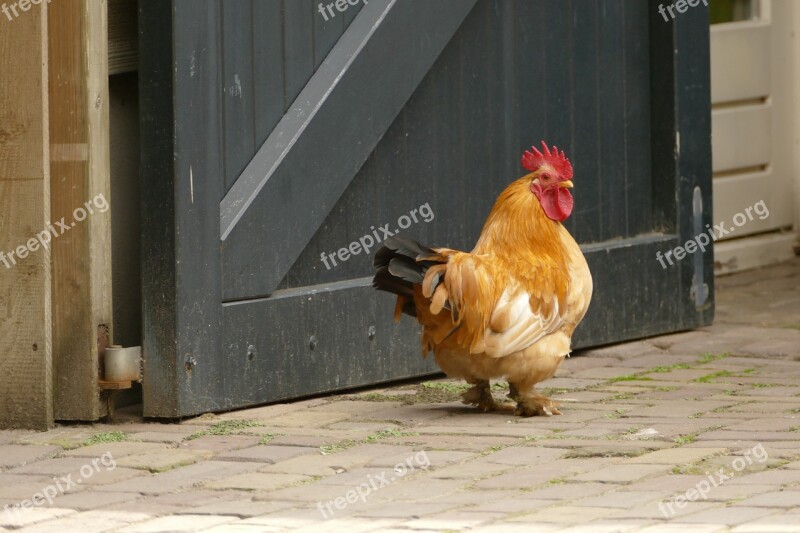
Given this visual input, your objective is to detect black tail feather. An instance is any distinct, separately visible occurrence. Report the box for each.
[372,235,441,318]
[372,266,414,298]
[373,235,436,268]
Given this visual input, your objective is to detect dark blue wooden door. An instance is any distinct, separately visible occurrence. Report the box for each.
[140,0,713,417]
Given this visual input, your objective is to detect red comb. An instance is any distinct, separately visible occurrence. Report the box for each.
[521,141,573,180]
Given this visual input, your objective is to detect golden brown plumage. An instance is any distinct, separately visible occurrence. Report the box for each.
[373,142,593,416]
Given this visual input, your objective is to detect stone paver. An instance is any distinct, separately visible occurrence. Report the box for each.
[571,464,671,483]
[61,442,168,459]
[679,506,777,525]
[626,447,728,465]
[14,510,150,533]
[0,257,798,531]
[0,446,60,469]
[92,460,256,494]
[738,489,800,507]
[205,472,312,491]
[114,449,212,472]
[115,514,237,532]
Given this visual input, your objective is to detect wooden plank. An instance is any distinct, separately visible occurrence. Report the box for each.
[108,0,138,75]
[649,0,679,232]
[313,0,344,69]
[487,0,518,182]
[98,379,132,390]
[712,103,771,173]
[623,0,653,237]
[139,0,179,417]
[454,0,493,249]
[252,0,285,147]
[222,0,256,191]
[0,2,53,430]
[141,0,226,418]
[793,0,800,235]
[672,1,715,321]
[713,170,795,239]
[48,0,113,421]
[562,0,602,243]
[710,23,770,104]
[541,0,573,155]
[220,0,479,301]
[767,0,798,249]
[283,0,314,110]
[597,0,626,240]
[715,232,798,275]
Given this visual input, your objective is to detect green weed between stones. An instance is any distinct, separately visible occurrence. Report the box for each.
[673,433,697,445]
[693,371,732,383]
[608,375,654,383]
[479,445,507,456]
[671,461,705,475]
[185,419,263,441]
[82,431,128,447]
[319,428,419,455]
[697,352,730,364]
[258,434,277,445]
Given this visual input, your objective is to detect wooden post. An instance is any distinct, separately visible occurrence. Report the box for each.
[48,0,113,420]
[0,1,53,430]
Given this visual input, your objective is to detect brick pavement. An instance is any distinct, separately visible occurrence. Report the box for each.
[0,258,798,532]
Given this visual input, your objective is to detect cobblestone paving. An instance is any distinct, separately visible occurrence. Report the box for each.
[1,259,799,532]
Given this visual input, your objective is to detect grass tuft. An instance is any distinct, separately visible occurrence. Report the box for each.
[364,428,419,443]
[673,433,697,445]
[697,352,730,364]
[319,428,419,455]
[608,375,654,383]
[320,439,358,455]
[82,431,128,447]
[186,419,262,440]
[479,445,507,456]
[693,371,732,383]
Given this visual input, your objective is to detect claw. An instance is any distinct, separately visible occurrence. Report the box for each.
[462,382,515,413]
[513,396,562,417]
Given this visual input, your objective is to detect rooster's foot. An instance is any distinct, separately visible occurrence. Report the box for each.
[514,394,562,417]
[461,381,515,413]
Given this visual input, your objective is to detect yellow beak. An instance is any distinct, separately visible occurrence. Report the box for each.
[559,180,574,189]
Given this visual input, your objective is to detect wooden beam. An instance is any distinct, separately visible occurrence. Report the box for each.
[0,2,53,430]
[48,0,113,421]
[220,0,478,301]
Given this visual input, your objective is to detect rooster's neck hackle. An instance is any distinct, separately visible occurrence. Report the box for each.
[474,178,563,258]
[472,178,571,303]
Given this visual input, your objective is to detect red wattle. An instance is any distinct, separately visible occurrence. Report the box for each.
[540,188,574,222]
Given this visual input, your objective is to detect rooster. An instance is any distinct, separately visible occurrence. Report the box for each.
[372,142,592,416]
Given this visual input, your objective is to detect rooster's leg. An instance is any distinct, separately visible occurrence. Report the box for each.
[461,380,514,412]
[509,381,561,417]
